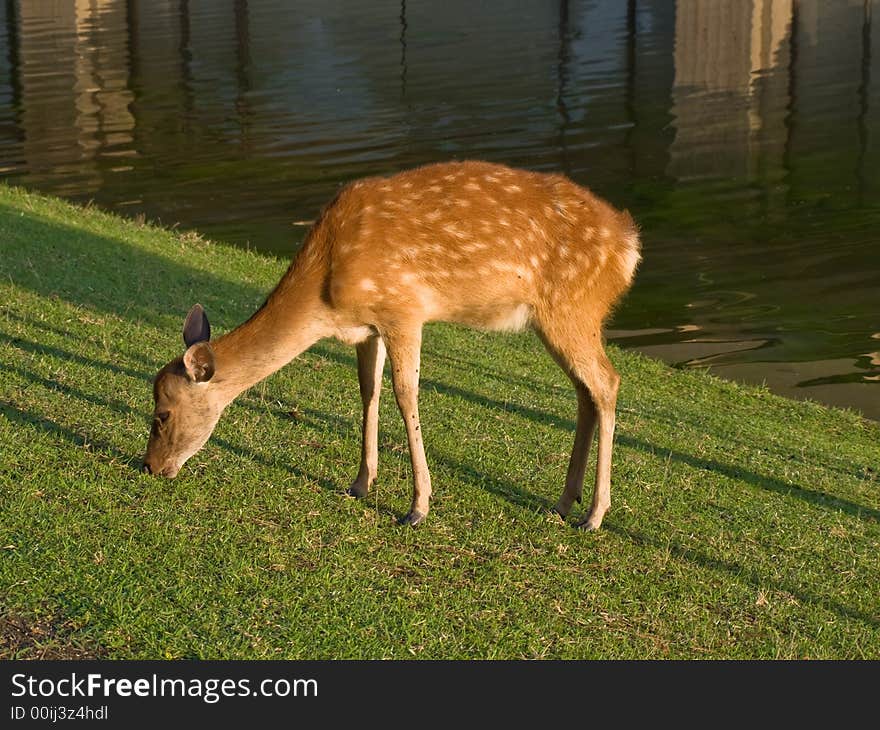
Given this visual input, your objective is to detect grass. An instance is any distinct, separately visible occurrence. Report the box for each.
[0,185,878,660]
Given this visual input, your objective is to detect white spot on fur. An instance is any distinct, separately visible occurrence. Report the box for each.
[443,222,466,238]
[619,245,641,283]
[491,304,532,332]
[335,325,375,345]
[503,184,522,193]
[360,279,377,292]
[465,182,481,192]
[418,288,441,317]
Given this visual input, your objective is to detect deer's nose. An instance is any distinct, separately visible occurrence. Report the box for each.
[141,461,153,475]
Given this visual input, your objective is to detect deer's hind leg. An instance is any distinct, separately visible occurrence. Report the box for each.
[348,334,386,498]
[537,318,620,531]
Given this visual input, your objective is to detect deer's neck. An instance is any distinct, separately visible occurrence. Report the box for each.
[210,265,328,404]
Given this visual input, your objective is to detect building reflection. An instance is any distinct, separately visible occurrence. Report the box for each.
[666,0,875,198]
[668,0,793,181]
[3,0,876,203]
[16,0,134,195]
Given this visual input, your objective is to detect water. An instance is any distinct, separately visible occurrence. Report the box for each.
[1,0,878,419]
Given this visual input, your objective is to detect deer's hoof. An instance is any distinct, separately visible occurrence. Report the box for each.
[346,480,369,498]
[575,517,602,532]
[399,510,426,527]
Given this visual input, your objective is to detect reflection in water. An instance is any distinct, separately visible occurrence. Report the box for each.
[399,0,407,97]
[669,0,792,181]
[0,0,877,419]
[15,0,135,195]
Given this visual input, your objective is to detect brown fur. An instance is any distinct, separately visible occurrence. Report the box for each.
[143,161,641,528]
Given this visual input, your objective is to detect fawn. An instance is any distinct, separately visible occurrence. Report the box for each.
[143,161,641,529]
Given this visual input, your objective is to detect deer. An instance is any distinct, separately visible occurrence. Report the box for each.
[142,161,641,529]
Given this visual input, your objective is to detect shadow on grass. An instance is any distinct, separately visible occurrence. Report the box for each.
[0,331,154,381]
[421,344,565,398]
[210,432,405,523]
[0,609,107,660]
[209,435,336,494]
[0,400,136,467]
[433,452,552,513]
[0,202,266,329]
[309,343,880,524]
[606,523,880,629]
[616,435,880,523]
[427,386,880,524]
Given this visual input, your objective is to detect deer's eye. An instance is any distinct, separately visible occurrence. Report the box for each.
[155,411,170,424]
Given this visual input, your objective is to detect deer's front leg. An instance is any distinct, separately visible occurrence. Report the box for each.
[385,327,431,527]
[348,334,386,498]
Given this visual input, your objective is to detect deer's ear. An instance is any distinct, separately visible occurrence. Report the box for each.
[182,342,215,383]
[183,304,211,347]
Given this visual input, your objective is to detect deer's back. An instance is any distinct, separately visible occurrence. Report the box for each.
[306,161,640,332]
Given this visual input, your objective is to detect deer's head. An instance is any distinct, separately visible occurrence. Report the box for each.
[142,305,223,477]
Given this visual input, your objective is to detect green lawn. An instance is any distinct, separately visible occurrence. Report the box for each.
[1,185,878,659]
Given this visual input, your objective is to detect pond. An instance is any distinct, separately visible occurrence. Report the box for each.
[1,0,878,419]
